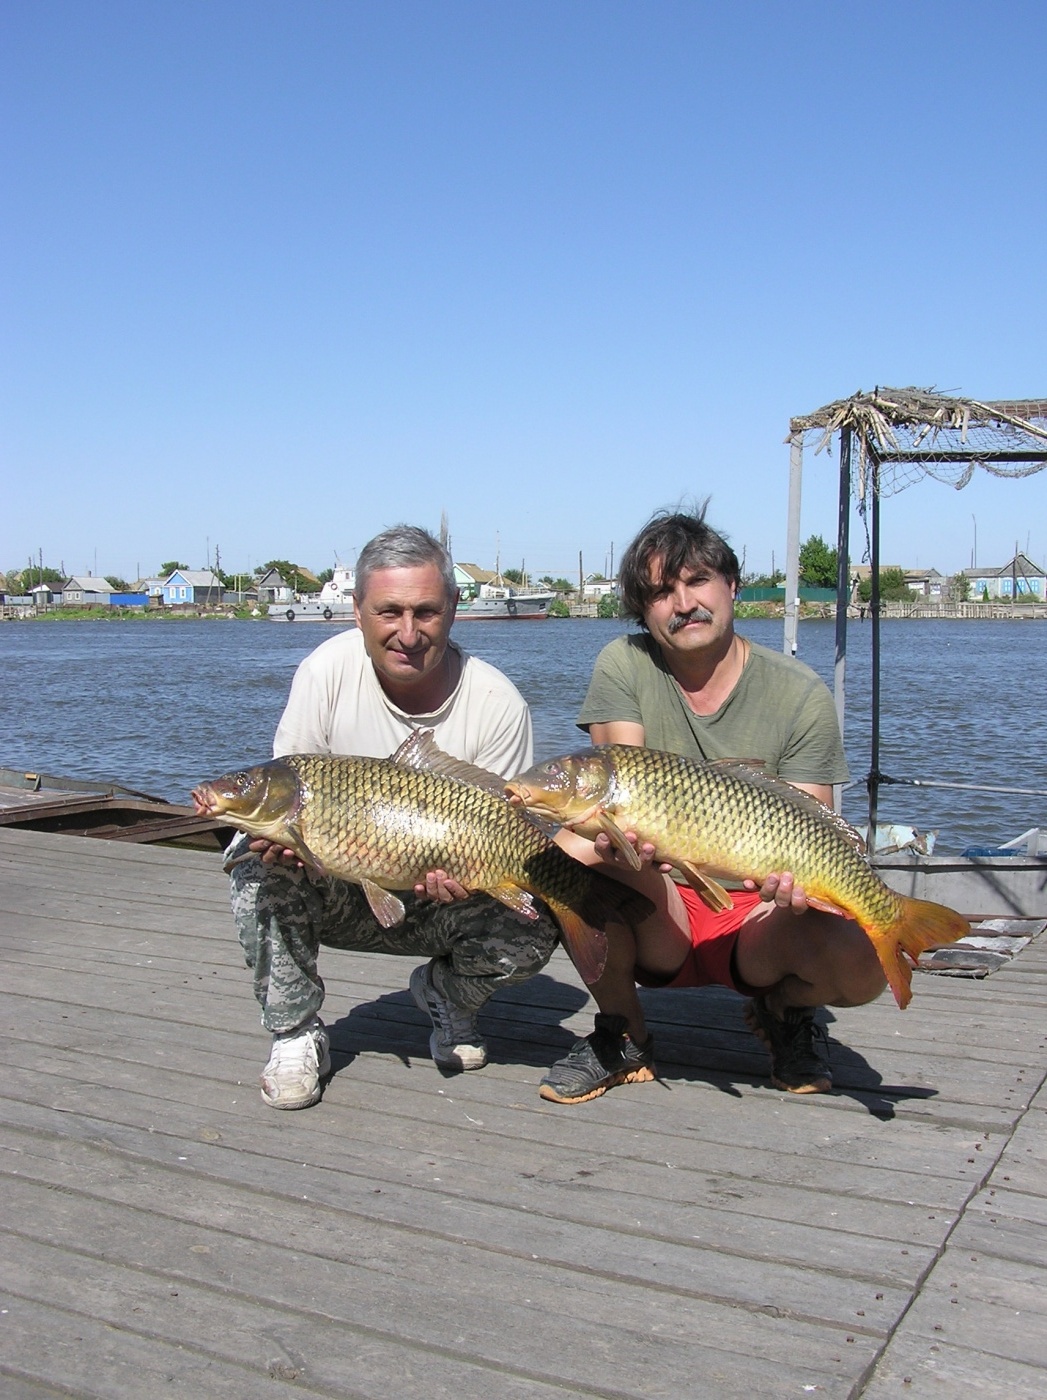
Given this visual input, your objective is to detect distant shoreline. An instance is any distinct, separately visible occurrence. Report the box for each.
[4,602,1046,624]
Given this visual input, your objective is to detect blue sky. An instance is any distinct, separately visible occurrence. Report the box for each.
[3,1,1045,585]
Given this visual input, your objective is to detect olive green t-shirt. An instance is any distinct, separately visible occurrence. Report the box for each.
[577,633,849,786]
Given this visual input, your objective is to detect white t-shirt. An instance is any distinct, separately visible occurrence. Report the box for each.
[272,628,533,780]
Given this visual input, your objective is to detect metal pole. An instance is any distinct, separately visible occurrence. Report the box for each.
[833,427,852,813]
[783,433,803,656]
[867,454,882,855]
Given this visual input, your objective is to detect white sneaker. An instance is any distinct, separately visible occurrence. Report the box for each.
[410,963,488,1071]
[260,1016,331,1109]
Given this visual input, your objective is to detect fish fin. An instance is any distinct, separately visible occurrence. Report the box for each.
[486,883,540,921]
[282,825,329,877]
[547,905,609,985]
[875,895,970,1009]
[361,878,406,928]
[596,812,642,870]
[540,872,655,985]
[390,729,508,798]
[805,894,850,918]
[676,861,734,912]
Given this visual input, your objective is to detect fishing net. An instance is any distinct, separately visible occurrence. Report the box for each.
[790,387,1047,502]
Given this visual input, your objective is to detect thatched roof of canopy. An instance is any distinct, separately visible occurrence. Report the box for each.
[789,386,1047,500]
[783,385,1047,848]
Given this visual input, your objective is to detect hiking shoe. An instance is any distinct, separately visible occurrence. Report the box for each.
[410,962,488,1071]
[539,1013,655,1104]
[744,997,832,1094]
[260,1016,331,1110]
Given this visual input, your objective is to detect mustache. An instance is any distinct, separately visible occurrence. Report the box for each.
[667,605,714,633]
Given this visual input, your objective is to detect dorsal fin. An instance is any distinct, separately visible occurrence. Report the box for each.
[389,729,508,798]
[712,761,867,856]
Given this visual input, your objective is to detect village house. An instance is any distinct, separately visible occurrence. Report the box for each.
[962,551,1047,601]
[161,570,223,607]
[60,576,112,607]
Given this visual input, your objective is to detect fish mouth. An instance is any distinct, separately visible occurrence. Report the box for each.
[191,784,218,816]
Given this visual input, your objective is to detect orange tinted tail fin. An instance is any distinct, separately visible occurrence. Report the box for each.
[876,896,970,1009]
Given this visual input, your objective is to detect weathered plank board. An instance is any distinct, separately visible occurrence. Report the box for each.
[2,826,1047,1398]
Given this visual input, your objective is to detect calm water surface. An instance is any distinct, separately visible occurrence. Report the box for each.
[2,616,1044,853]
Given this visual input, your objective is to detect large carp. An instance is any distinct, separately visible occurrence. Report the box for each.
[192,747,651,985]
[505,744,970,1008]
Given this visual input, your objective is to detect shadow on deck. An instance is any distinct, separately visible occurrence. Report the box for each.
[1,827,1046,1398]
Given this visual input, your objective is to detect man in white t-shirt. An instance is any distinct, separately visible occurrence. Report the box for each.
[227,525,558,1110]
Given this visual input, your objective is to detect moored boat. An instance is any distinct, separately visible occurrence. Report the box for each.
[269,566,357,622]
[454,584,555,620]
[0,767,234,851]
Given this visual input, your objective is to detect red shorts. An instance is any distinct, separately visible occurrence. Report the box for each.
[635,886,765,995]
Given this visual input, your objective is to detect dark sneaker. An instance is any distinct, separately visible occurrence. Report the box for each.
[744,996,832,1094]
[540,1013,655,1104]
[410,961,489,1071]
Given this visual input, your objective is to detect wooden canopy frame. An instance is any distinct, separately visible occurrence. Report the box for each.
[783,387,1047,849]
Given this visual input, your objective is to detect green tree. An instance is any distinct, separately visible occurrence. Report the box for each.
[160,561,188,576]
[104,576,132,592]
[952,572,972,602]
[597,592,620,618]
[857,567,912,603]
[502,568,524,584]
[316,567,335,585]
[11,565,65,589]
[798,535,839,588]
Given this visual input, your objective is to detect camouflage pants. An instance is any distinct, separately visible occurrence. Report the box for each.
[227,837,559,1033]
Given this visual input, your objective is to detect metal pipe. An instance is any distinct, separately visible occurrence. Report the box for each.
[833,427,852,812]
[867,452,882,854]
[783,433,803,656]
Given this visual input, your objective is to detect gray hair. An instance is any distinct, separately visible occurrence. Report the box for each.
[354,524,457,602]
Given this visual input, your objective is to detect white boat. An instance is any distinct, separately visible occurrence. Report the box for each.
[269,567,357,622]
[454,583,554,620]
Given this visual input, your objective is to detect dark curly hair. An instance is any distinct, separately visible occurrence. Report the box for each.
[618,502,740,626]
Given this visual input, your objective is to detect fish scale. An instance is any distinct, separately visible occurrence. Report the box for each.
[192,751,656,985]
[507,743,970,1007]
[284,753,552,889]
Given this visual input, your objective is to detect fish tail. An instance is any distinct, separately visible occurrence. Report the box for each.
[877,896,971,1009]
[546,900,608,985]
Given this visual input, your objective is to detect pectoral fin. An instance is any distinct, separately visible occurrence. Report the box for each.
[596,813,642,870]
[549,907,608,986]
[676,861,734,912]
[486,883,539,921]
[805,894,850,919]
[362,878,406,928]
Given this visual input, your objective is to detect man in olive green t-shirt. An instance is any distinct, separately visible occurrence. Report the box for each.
[540,505,886,1104]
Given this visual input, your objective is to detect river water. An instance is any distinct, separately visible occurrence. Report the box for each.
[2,617,1044,854]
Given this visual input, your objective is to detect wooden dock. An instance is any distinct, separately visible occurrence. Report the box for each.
[2,825,1046,1398]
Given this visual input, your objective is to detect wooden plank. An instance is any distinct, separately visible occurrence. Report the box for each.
[3,826,1047,1397]
[0,1196,883,1396]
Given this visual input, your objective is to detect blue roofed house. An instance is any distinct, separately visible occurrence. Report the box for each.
[162,570,223,606]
